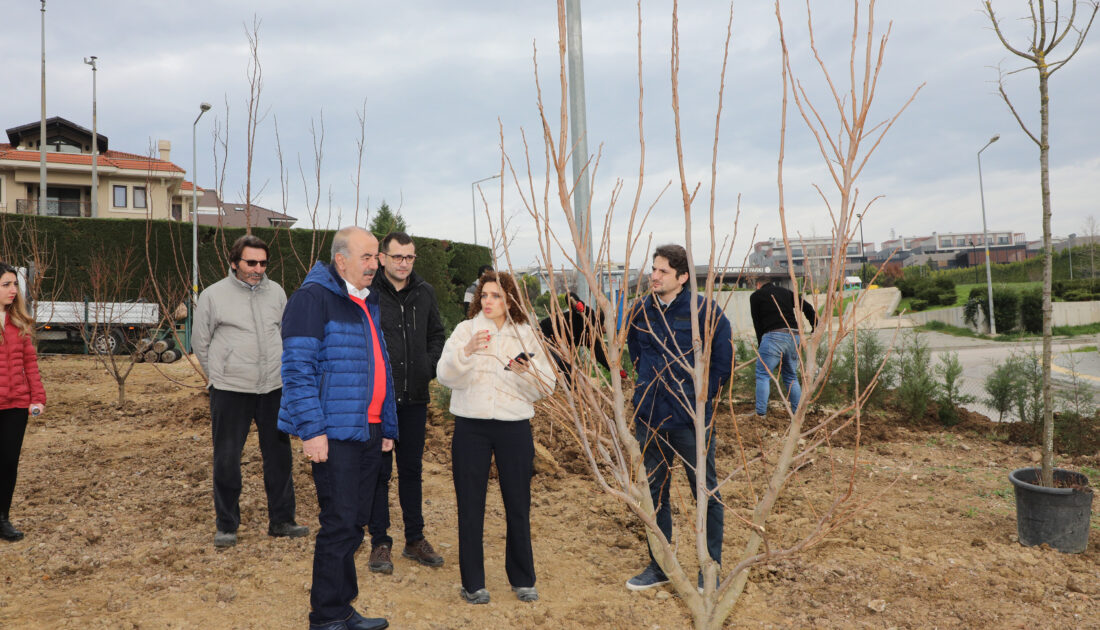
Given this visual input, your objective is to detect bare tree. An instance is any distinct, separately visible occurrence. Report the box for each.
[482,1,917,626]
[80,244,150,406]
[983,0,1099,487]
[242,15,268,234]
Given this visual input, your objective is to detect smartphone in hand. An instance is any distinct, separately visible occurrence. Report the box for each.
[505,352,535,371]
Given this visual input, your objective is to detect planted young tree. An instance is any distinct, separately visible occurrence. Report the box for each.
[485,1,919,626]
[80,244,149,406]
[934,352,974,426]
[896,332,936,421]
[983,0,1099,486]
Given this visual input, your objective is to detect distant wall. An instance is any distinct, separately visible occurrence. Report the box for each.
[905,300,1100,331]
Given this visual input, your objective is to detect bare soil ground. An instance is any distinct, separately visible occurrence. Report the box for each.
[2,356,1098,629]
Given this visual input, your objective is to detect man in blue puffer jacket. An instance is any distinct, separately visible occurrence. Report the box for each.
[624,244,732,593]
[279,226,396,630]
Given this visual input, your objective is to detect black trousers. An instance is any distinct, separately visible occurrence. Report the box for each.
[209,387,295,532]
[0,408,29,517]
[310,434,384,625]
[370,403,428,547]
[451,416,535,593]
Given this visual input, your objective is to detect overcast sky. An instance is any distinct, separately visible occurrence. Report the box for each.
[2,1,1097,269]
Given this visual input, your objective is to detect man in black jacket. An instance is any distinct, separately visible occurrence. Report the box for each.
[749,276,817,419]
[367,232,447,574]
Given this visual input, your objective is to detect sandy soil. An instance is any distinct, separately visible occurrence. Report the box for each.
[1,355,1098,629]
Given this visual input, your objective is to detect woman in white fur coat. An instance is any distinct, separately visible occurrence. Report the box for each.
[436,271,555,606]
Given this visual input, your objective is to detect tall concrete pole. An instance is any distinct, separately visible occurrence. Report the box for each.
[978,134,1000,335]
[39,0,47,215]
[84,56,98,218]
[566,0,593,303]
[187,103,211,352]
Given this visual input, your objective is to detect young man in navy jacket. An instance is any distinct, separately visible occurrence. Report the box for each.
[625,244,732,592]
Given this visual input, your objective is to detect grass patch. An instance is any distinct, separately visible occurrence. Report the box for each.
[1070,345,1098,353]
[1053,322,1100,337]
[917,321,986,339]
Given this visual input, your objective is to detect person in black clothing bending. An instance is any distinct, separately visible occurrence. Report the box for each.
[537,292,612,379]
[367,232,447,574]
[749,276,817,419]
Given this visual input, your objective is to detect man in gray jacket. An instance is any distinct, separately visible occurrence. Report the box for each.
[193,235,306,548]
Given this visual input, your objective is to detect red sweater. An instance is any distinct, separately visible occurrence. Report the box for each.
[0,318,46,410]
[348,295,387,425]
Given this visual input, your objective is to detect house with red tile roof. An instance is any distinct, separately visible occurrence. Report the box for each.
[0,117,195,221]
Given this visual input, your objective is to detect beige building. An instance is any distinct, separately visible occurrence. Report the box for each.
[0,117,196,221]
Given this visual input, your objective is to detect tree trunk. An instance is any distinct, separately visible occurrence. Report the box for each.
[116,379,127,407]
[1038,58,1054,488]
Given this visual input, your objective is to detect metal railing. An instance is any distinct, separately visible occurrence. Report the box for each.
[15,199,92,217]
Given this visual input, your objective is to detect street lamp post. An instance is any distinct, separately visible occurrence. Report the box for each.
[470,174,500,246]
[39,0,47,216]
[187,102,212,352]
[83,55,97,218]
[1068,233,1076,280]
[978,134,1000,335]
[855,213,866,283]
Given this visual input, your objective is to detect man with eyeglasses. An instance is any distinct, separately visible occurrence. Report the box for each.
[193,235,306,549]
[366,231,446,574]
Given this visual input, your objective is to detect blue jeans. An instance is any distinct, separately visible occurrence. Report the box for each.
[308,434,384,625]
[635,423,723,566]
[755,330,802,416]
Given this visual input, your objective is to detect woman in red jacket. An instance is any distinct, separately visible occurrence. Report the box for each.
[0,262,45,542]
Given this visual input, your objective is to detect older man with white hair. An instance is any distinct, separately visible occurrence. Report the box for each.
[279,226,397,630]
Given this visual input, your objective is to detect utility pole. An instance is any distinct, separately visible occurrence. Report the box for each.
[566,0,593,303]
[39,0,47,215]
[84,56,98,218]
[977,134,1000,335]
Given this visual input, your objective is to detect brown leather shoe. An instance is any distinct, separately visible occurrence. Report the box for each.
[402,537,444,567]
[368,543,393,574]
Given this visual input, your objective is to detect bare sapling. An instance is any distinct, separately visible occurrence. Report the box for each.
[483,1,920,627]
[983,0,1098,487]
[79,244,150,406]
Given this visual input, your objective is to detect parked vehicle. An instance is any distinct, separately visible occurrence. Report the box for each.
[16,267,160,354]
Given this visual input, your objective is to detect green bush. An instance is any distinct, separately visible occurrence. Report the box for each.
[916,286,941,305]
[964,286,1019,333]
[1053,278,1100,300]
[826,331,896,409]
[938,292,956,306]
[984,362,1018,422]
[935,352,973,426]
[732,338,757,399]
[895,333,936,422]
[1019,289,1043,334]
[993,287,1019,333]
[933,276,956,294]
[910,299,929,312]
[896,277,916,298]
[1007,351,1044,425]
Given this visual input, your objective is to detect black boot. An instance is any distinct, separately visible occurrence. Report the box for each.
[1,513,24,542]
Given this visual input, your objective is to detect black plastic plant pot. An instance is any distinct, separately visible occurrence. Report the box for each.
[1009,467,1094,554]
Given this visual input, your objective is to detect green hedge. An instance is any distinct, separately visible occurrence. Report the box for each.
[0,214,489,333]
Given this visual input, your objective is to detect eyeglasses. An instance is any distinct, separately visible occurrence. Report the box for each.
[241,259,269,268]
[386,254,416,264]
